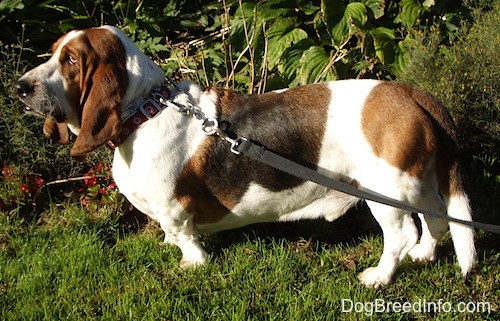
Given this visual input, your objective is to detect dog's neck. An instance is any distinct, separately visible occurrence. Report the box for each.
[120,82,170,121]
[111,80,212,148]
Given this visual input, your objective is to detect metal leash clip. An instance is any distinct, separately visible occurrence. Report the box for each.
[164,74,249,156]
[229,137,248,155]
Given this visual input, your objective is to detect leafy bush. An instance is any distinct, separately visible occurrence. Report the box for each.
[79,164,124,212]
[399,5,500,165]
[165,0,471,92]
[0,0,473,90]
[0,164,44,210]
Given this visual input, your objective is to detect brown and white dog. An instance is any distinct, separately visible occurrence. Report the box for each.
[16,26,476,287]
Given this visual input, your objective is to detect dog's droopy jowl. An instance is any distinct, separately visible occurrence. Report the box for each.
[16,26,476,288]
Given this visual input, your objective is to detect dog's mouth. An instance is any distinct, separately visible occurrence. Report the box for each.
[23,104,66,123]
[24,105,44,116]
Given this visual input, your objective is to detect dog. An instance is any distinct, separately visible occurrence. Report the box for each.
[16,26,476,288]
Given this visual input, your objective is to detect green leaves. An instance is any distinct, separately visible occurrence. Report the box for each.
[297,46,337,85]
[265,11,340,87]
[218,0,425,90]
[322,1,368,45]
[267,18,308,71]
[364,0,385,19]
[399,0,435,28]
[0,0,465,92]
[0,0,24,16]
[281,39,315,86]
[370,27,395,64]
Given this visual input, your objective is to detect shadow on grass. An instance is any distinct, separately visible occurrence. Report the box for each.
[18,170,500,276]
[202,203,381,258]
[96,189,500,258]
[110,201,381,255]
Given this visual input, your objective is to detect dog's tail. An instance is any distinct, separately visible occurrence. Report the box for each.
[442,162,476,277]
[414,87,476,276]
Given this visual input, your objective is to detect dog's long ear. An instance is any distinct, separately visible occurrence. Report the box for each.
[69,29,128,157]
[43,117,70,145]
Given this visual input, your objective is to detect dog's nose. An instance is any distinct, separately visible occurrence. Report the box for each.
[16,79,35,98]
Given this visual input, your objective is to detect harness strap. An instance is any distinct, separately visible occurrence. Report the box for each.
[234,139,500,234]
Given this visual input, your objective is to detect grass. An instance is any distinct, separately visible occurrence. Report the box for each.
[1,201,499,321]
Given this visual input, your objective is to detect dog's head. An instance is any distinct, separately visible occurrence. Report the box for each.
[16,26,165,158]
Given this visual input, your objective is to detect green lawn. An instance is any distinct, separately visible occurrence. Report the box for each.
[1,202,498,320]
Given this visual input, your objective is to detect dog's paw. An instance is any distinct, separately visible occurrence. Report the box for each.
[408,244,436,262]
[179,251,209,269]
[357,267,392,288]
[179,257,204,269]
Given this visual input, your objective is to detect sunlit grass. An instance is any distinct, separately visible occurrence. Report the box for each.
[0,202,498,320]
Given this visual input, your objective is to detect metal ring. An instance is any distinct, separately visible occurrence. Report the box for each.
[201,117,219,136]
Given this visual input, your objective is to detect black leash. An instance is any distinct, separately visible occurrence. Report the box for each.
[162,76,500,235]
[232,139,500,235]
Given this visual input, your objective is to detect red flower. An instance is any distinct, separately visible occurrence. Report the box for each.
[99,187,107,195]
[108,182,116,190]
[20,183,30,194]
[2,165,12,179]
[84,175,97,187]
[31,177,45,191]
[34,177,44,186]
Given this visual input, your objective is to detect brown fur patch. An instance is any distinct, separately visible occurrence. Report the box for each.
[361,82,439,178]
[362,82,463,197]
[175,83,331,224]
[174,137,234,225]
[43,117,70,145]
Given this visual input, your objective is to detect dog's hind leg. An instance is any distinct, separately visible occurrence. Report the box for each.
[357,202,419,288]
[356,170,421,288]
[408,191,448,262]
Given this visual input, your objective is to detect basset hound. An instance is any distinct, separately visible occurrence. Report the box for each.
[16,26,476,288]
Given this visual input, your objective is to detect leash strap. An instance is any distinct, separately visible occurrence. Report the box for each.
[234,139,500,234]
[160,75,500,234]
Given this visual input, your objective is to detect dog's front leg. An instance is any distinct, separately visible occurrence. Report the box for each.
[157,209,208,268]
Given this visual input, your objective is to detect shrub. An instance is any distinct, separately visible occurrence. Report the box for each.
[164,0,471,93]
[79,164,124,212]
[0,164,44,210]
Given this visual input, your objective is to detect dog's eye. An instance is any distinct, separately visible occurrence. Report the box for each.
[67,54,77,66]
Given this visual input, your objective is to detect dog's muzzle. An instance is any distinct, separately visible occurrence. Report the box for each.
[16,79,37,113]
[16,78,35,99]
[15,78,64,122]
[16,78,39,114]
